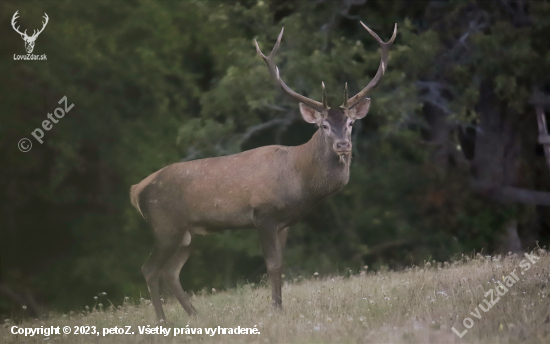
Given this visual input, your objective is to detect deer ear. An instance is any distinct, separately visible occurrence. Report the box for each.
[299,103,320,124]
[349,98,371,120]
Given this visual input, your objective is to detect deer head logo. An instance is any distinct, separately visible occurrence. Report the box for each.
[11,11,49,54]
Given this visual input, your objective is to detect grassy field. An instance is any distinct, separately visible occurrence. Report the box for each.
[2,250,549,344]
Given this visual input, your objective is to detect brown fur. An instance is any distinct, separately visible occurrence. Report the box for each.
[130,129,351,234]
[130,168,166,219]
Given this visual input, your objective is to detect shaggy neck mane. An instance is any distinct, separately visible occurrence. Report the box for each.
[292,129,351,199]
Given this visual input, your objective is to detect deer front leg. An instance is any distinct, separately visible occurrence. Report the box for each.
[258,225,284,308]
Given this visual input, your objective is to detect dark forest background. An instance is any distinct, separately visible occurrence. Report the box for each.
[1,0,550,319]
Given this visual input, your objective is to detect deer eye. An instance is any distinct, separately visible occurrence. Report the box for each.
[321,124,328,130]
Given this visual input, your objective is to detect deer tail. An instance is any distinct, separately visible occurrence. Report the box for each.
[130,184,145,219]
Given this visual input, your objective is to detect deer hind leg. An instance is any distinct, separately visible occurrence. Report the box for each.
[142,240,180,322]
[160,245,197,316]
[258,225,284,309]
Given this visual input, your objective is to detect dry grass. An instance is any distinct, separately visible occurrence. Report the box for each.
[2,250,550,343]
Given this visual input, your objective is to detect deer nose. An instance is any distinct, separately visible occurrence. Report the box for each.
[334,140,351,152]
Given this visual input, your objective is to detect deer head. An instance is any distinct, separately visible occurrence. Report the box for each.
[11,11,49,54]
[255,22,396,161]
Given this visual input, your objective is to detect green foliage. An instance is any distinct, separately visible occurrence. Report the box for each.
[1,0,549,317]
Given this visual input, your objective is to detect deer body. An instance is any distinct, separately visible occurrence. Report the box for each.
[132,129,350,236]
[131,23,396,321]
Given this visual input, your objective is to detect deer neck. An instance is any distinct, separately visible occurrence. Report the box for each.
[295,129,351,198]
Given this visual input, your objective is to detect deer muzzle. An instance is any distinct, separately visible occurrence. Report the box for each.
[334,140,351,155]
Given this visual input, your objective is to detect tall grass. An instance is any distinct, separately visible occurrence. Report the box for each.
[2,250,549,343]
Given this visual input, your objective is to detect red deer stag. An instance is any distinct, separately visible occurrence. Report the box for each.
[130,22,396,321]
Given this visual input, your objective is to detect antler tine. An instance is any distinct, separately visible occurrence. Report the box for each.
[342,22,397,109]
[342,82,349,108]
[254,28,283,81]
[322,82,328,109]
[11,10,19,25]
[255,27,328,112]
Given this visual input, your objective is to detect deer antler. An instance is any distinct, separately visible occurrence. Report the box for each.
[342,22,397,109]
[11,11,49,40]
[255,28,329,113]
[11,11,26,37]
[30,13,49,39]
